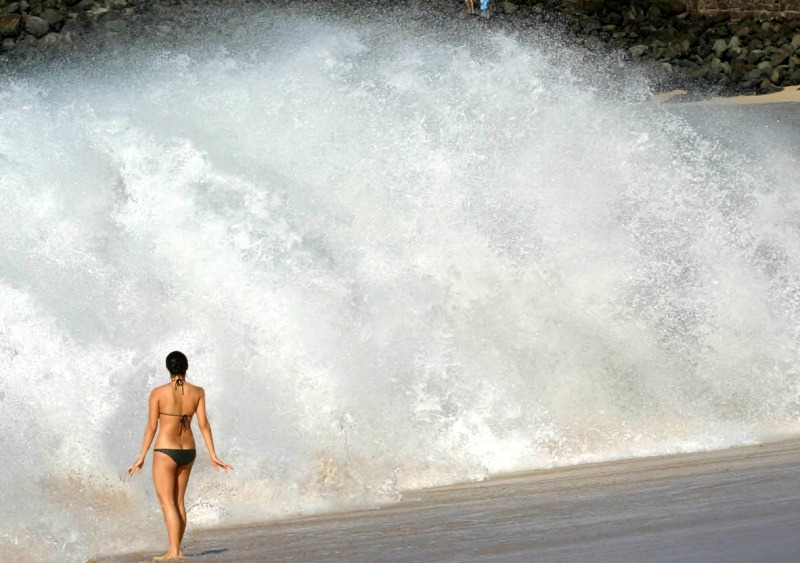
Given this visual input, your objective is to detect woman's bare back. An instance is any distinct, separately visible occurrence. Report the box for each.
[153,380,203,450]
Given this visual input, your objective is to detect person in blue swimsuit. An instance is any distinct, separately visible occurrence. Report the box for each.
[127,351,232,560]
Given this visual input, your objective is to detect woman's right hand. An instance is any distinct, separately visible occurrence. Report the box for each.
[211,456,233,473]
[126,457,144,477]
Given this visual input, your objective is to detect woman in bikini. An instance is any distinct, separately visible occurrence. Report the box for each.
[127,351,232,560]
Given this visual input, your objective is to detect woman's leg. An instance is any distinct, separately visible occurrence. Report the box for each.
[152,452,182,559]
[175,460,194,544]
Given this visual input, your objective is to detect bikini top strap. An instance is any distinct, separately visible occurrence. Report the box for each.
[159,411,192,434]
[174,377,184,394]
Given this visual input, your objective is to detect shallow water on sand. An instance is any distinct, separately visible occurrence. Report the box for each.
[101,438,800,562]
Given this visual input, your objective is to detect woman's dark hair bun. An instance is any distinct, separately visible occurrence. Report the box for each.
[166,351,188,376]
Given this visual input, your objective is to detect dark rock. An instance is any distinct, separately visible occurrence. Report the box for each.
[733,25,751,37]
[743,67,763,81]
[18,0,27,13]
[770,49,789,67]
[730,57,748,76]
[40,9,63,30]
[726,45,743,60]
[501,1,518,14]
[629,44,648,57]
[24,14,48,37]
[756,60,773,76]
[1,2,20,15]
[661,0,686,16]
[15,31,35,47]
[60,18,82,34]
[63,0,82,5]
[747,50,764,65]
[37,31,59,46]
[646,5,661,19]
[758,78,781,93]
[583,19,601,32]
[712,38,727,57]
[0,12,22,37]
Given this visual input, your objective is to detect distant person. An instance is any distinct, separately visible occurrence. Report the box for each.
[480,0,490,17]
[127,351,233,561]
[465,0,476,14]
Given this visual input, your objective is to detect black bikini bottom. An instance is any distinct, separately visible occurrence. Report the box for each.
[154,448,196,466]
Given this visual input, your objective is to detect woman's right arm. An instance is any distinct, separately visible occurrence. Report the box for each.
[126,389,159,476]
[196,387,233,472]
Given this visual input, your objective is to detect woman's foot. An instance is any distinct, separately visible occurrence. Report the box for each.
[153,552,184,561]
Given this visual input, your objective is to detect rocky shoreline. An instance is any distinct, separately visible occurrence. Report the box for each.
[1,0,799,96]
[534,0,800,94]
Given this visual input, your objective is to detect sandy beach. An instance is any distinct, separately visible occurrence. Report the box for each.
[654,85,800,104]
[98,437,800,562]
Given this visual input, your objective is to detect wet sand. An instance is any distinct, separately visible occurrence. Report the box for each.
[100,437,800,562]
[654,85,800,105]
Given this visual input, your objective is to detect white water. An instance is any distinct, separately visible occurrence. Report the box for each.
[1,5,799,560]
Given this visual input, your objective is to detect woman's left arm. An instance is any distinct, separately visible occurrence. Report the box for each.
[126,390,160,477]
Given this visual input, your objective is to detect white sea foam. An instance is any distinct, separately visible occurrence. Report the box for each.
[1,5,799,560]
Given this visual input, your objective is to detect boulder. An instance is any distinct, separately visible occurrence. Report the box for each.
[758,78,780,93]
[730,57,748,76]
[37,31,60,46]
[1,3,20,15]
[743,67,763,81]
[726,45,742,59]
[712,38,727,57]
[770,49,788,67]
[40,9,64,30]
[24,14,48,37]
[501,1,518,14]
[629,44,648,57]
[60,18,82,34]
[661,0,686,16]
[733,25,750,37]
[747,49,764,65]
[0,13,22,37]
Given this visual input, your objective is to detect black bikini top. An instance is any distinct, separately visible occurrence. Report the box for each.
[160,377,191,434]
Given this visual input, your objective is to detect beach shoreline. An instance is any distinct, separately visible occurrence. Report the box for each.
[655,84,800,104]
[99,436,800,562]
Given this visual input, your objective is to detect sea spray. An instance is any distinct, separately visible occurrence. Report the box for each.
[1,4,799,560]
